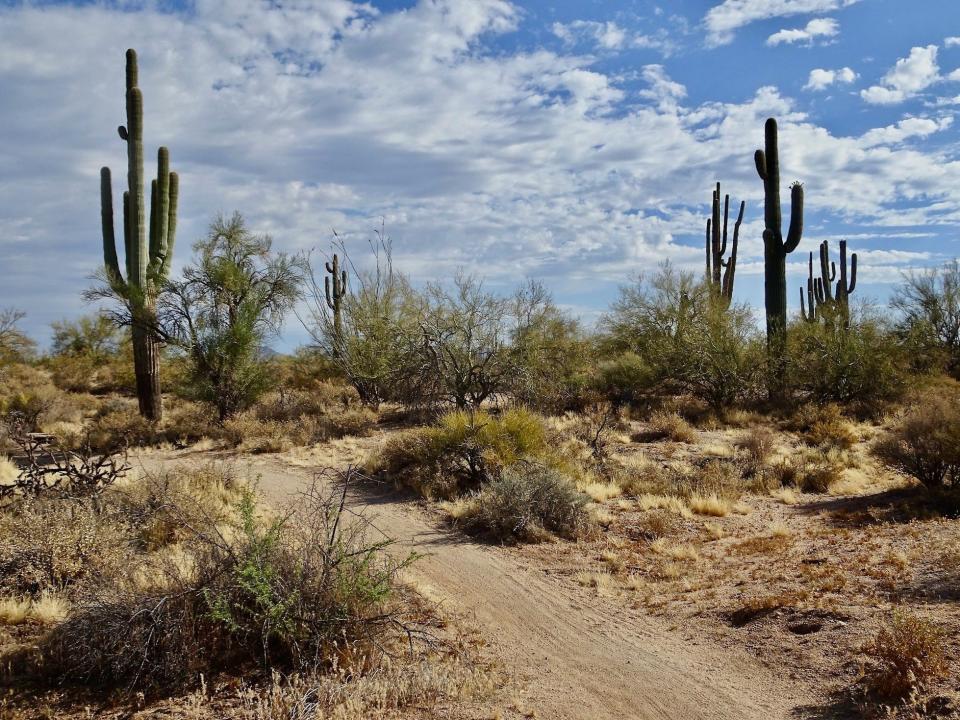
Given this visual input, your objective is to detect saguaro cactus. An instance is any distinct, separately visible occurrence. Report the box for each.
[802,240,857,326]
[705,181,745,305]
[324,253,347,353]
[799,250,824,323]
[101,49,179,421]
[755,118,803,398]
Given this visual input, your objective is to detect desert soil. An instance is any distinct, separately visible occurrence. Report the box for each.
[141,438,809,720]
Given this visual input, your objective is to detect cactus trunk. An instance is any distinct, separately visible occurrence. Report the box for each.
[755,118,803,401]
[324,253,348,357]
[705,181,745,306]
[100,49,179,421]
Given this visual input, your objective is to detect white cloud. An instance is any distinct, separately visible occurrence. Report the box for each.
[859,116,954,148]
[945,37,960,47]
[704,0,860,46]
[1,0,959,342]
[804,66,857,91]
[551,19,676,55]
[861,45,940,104]
[948,68,960,82]
[767,17,839,46]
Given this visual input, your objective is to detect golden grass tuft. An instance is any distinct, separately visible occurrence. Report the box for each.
[636,493,693,518]
[688,493,731,517]
[0,597,31,625]
[0,456,18,486]
[770,487,799,505]
[579,481,622,502]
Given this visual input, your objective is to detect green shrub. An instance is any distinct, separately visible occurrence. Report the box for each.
[874,388,960,488]
[786,313,909,416]
[372,408,549,499]
[593,352,655,406]
[460,462,590,543]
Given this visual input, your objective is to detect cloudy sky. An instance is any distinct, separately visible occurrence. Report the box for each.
[2,0,960,349]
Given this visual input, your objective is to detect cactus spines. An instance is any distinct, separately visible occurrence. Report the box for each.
[100,49,178,421]
[755,117,803,398]
[324,253,347,353]
[705,181,745,305]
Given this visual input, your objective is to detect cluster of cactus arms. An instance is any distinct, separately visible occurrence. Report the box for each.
[324,253,347,352]
[755,117,803,398]
[800,240,857,325]
[100,49,179,421]
[705,181,745,305]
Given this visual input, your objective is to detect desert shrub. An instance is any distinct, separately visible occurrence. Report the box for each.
[681,460,743,503]
[874,388,960,488]
[0,497,129,598]
[736,427,775,472]
[861,610,948,701]
[460,462,590,543]
[86,399,158,448]
[602,266,762,410]
[372,407,549,499]
[782,449,845,493]
[786,312,909,416]
[792,403,858,450]
[43,476,414,691]
[593,352,656,406]
[634,410,696,443]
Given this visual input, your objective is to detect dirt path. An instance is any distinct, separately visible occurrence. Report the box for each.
[145,448,804,720]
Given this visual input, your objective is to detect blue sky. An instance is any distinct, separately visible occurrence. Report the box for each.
[2,0,960,350]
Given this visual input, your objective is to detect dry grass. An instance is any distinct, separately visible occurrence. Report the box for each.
[579,480,622,502]
[688,493,731,517]
[635,493,693,518]
[650,539,699,561]
[769,487,799,505]
[861,611,949,701]
[635,411,697,444]
[0,596,31,625]
[0,456,18,486]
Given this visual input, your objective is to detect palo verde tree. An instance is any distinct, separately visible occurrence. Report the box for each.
[158,213,304,421]
[96,49,179,420]
[755,117,803,399]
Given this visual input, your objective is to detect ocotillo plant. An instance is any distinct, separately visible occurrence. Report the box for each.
[324,253,347,353]
[705,181,745,305]
[755,117,803,399]
[100,49,179,421]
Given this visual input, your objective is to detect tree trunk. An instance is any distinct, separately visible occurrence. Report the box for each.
[132,318,162,421]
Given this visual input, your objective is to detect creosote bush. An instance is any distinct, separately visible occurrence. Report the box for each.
[634,410,696,444]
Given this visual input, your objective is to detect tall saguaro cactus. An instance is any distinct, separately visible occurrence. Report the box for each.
[705,181,745,305]
[801,240,857,326]
[101,49,179,421]
[324,253,347,354]
[755,117,803,399]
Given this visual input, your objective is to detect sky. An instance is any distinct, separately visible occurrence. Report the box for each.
[2,0,960,350]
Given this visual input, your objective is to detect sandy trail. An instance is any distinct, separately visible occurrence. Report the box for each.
[145,449,802,720]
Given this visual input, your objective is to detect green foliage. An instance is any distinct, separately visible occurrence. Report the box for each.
[786,309,908,416]
[603,265,762,410]
[460,462,590,543]
[594,352,656,406]
[508,280,593,413]
[892,258,960,378]
[159,213,304,421]
[372,407,550,499]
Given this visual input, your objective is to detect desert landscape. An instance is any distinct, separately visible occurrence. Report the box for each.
[2,2,959,719]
